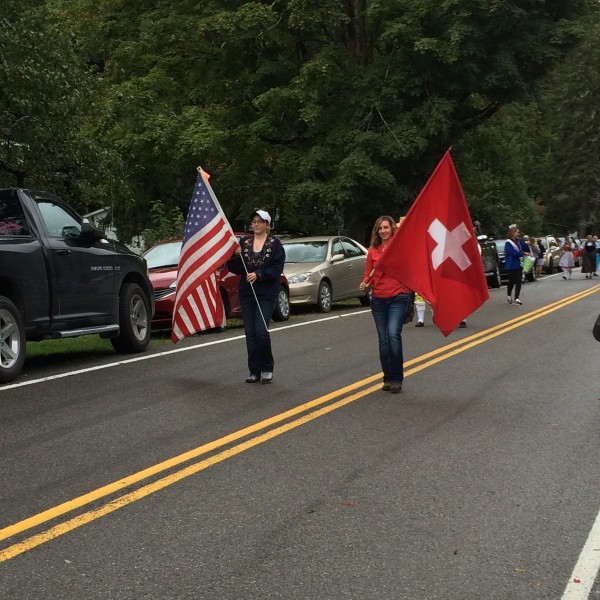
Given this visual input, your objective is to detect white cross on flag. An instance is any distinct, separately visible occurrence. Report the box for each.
[378,150,489,336]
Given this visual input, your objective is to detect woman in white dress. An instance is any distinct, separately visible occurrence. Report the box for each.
[559,237,575,280]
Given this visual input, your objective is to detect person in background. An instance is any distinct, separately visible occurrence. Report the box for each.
[559,236,575,280]
[527,236,541,281]
[535,238,545,278]
[227,210,285,384]
[414,293,466,328]
[595,236,600,276]
[505,224,529,305]
[359,216,412,394]
[521,235,535,282]
[414,293,430,327]
[581,234,597,279]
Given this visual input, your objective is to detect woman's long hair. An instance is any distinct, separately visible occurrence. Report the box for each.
[370,216,397,248]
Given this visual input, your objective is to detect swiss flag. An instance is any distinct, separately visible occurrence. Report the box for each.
[378,150,489,336]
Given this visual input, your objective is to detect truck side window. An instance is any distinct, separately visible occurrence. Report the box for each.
[36,200,81,238]
[0,194,30,236]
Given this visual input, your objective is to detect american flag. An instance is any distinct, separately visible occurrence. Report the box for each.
[171,169,238,342]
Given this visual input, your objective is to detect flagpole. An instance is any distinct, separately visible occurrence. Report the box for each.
[364,268,376,287]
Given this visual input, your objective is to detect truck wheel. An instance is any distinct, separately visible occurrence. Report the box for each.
[272,287,290,322]
[110,283,151,353]
[0,296,26,384]
[487,263,502,288]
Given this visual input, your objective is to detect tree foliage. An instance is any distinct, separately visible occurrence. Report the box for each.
[7,0,599,241]
[0,0,120,211]
[537,15,600,235]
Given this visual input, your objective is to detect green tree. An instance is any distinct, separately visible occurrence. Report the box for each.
[455,102,547,237]
[141,200,185,250]
[50,0,599,240]
[537,16,600,235]
[0,0,118,211]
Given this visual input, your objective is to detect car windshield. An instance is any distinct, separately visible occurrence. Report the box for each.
[144,241,182,268]
[283,241,328,263]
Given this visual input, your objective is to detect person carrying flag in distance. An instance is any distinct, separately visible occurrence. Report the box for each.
[227,210,285,384]
[359,216,412,394]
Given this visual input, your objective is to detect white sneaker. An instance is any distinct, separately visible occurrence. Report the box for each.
[507,296,513,304]
[514,299,522,305]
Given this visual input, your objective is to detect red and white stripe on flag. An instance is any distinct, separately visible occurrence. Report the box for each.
[172,272,224,340]
[171,170,238,342]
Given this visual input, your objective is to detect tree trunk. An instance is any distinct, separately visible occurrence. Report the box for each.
[344,0,368,66]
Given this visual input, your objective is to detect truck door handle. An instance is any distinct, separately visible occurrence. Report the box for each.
[56,249,71,256]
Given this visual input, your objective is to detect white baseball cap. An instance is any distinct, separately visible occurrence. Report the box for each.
[251,210,271,224]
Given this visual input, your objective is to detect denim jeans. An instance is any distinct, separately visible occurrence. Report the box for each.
[240,296,276,376]
[370,293,409,384]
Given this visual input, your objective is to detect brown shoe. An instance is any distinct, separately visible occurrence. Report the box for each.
[381,384,391,391]
[389,383,402,394]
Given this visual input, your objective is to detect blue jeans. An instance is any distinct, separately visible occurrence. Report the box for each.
[240,296,276,376]
[370,294,409,384]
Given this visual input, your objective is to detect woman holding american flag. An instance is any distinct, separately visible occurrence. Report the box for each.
[227,210,285,384]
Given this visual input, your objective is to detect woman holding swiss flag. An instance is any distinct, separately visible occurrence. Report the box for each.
[359,216,413,394]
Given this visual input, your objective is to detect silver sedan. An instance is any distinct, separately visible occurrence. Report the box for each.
[281,236,371,312]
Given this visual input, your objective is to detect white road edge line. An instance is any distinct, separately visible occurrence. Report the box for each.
[0,310,370,392]
[561,508,600,599]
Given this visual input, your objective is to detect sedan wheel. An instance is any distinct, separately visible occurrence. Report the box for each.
[317,281,332,313]
[273,287,290,322]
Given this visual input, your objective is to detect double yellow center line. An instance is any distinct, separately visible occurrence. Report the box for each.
[1,286,598,562]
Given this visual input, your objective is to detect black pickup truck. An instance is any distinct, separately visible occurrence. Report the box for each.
[0,188,154,383]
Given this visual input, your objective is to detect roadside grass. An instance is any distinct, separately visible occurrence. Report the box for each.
[24,320,245,361]
[24,299,365,362]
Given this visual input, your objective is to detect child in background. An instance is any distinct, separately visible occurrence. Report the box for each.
[414,293,466,328]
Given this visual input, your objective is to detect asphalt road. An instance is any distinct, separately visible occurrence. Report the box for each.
[1,273,599,600]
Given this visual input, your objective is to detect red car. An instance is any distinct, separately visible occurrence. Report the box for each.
[143,237,290,329]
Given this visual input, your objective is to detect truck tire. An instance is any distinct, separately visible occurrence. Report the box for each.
[487,262,502,288]
[110,283,151,353]
[0,296,26,384]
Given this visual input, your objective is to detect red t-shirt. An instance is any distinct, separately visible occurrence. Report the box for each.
[363,244,411,298]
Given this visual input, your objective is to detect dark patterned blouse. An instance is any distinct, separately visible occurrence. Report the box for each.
[227,234,286,300]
